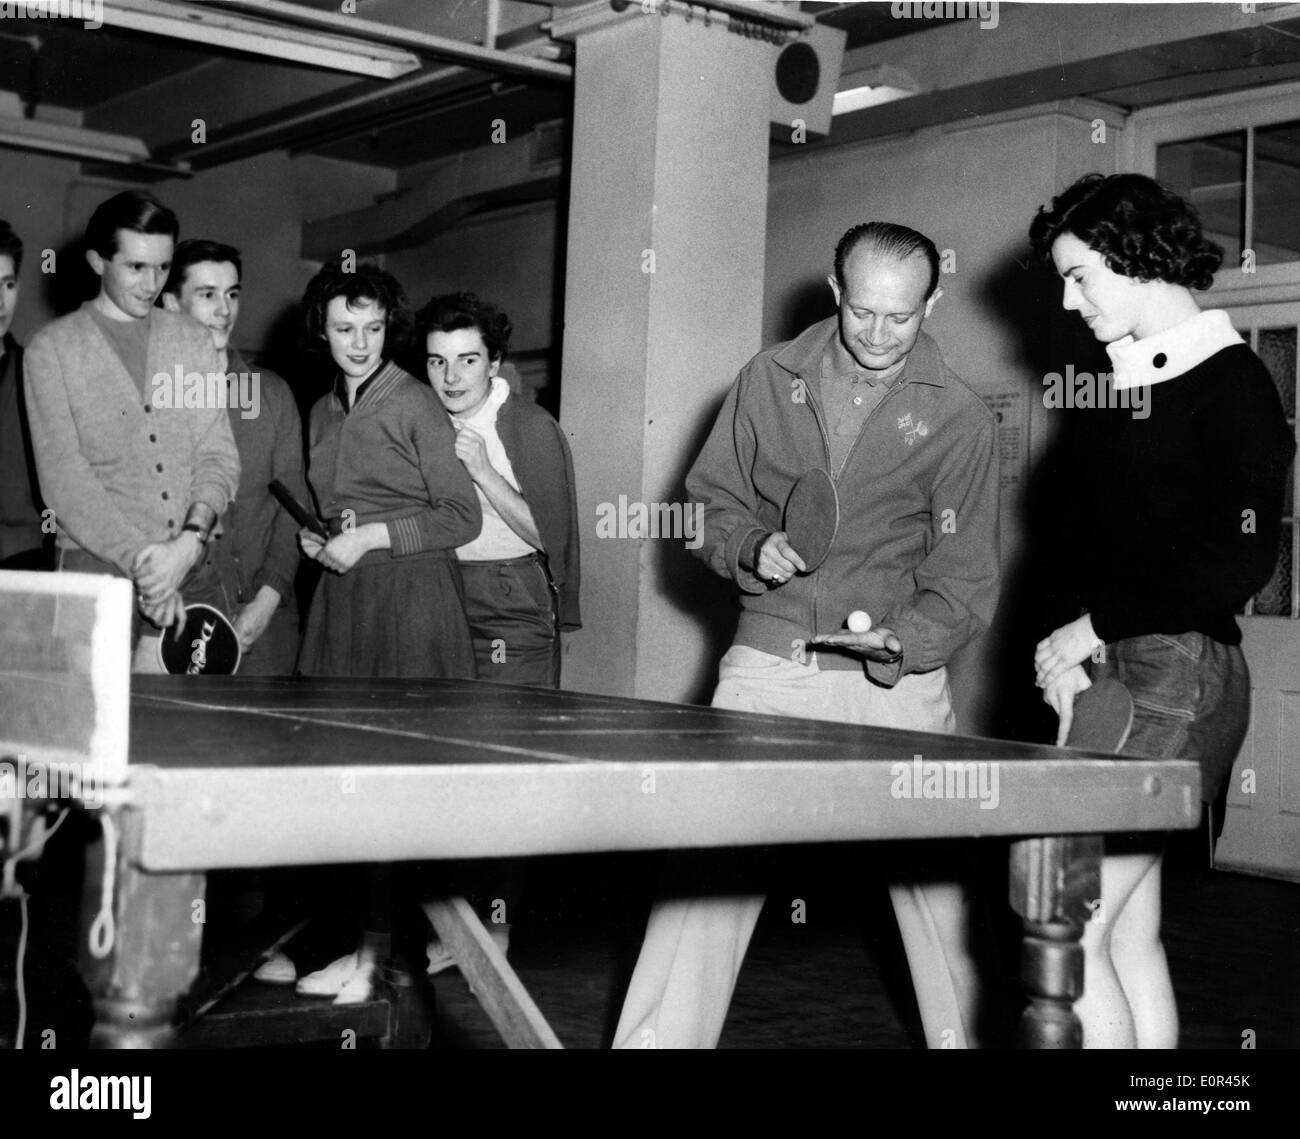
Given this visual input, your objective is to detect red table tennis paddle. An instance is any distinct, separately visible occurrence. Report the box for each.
[1065,678,1134,753]
[783,468,840,572]
[157,603,242,675]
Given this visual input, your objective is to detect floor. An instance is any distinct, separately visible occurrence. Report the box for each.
[423,842,1300,1049]
[3,837,1297,1049]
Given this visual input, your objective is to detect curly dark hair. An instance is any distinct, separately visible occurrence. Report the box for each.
[414,291,512,362]
[301,259,412,356]
[1029,173,1222,290]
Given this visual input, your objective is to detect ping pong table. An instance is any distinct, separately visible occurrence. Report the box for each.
[4,673,1201,1049]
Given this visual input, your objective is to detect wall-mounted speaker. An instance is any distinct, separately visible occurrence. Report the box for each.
[770,22,846,140]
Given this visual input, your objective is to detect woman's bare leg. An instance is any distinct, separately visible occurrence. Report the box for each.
[1075,848,1165,1048]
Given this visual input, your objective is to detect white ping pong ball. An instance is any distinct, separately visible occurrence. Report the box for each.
[847,610,872,633]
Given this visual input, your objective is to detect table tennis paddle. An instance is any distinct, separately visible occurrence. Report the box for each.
[269,479,328,540]
[1065,678,1134,753]
[157,603,242,675]
[783,468,839,572]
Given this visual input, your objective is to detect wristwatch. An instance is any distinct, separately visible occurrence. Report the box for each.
[182,522,211,545]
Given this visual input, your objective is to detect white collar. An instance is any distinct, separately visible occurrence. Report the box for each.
[452,373,510,427]
[1106,309,1242,390]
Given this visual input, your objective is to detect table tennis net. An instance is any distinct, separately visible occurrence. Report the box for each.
[0,570,131,781]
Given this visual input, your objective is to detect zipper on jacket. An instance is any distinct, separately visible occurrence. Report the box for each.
[803,376,834,649]
[805,373,912,646]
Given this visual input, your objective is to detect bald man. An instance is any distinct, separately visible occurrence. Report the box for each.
[615,222,1001,1049]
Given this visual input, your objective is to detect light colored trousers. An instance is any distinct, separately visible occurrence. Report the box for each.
[613,645,979,1049]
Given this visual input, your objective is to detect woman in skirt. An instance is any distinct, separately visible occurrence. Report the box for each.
[289,260,482,1003]
[296,260,481,677]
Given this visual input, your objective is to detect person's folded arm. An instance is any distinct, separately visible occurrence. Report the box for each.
[252,386,307,601]
[684,373,771,595]
[387,401,482,557]
[185,337,240,519]
[870,413,1001,686]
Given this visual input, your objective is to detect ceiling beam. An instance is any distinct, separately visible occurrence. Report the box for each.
[813,3,1300,150]
[212,0,573,81]
[102,0,424,79]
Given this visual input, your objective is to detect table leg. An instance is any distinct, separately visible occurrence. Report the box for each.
[78,811,204,1049]
[1008,834,1102,1049]
[422,895,562,1049]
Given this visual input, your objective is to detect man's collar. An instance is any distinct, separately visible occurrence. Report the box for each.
[1106,309,1243,389]
[775,316,946,388]
[226,346,249,375]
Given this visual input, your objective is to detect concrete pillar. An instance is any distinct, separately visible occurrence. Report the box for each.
[554,4,775,701]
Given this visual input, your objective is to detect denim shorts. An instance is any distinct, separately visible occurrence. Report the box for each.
[1092,631,1250,804]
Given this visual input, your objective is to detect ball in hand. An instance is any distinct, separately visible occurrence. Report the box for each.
[847,610,872,633]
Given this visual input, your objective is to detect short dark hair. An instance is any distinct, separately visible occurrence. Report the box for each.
[301,259,411,355]
[414,292,512,362]
[84,190,179,259]
[0,219,22,274]
[834,221,940,298]
[163,239,241,297]
[1028,173,1222,290]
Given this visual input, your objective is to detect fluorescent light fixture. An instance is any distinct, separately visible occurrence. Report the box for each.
[0,116,150,165]
[833,85,918,115]
[833,64,922,117]
[103,0,423,80]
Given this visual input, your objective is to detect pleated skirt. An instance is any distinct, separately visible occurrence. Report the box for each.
[297,551,475,679]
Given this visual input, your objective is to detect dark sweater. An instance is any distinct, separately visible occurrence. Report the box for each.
[495,391,581,631]
[0,334,44,559]
[1076,344,1295,645]
[214,348,307,606]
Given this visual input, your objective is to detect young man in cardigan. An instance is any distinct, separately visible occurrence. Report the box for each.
[23,191,240,671]
[161,239,306,676]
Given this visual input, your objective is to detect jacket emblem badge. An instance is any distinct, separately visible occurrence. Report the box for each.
[897,412,929,446]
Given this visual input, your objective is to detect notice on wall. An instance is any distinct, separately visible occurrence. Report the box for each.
[982,389,1027,492]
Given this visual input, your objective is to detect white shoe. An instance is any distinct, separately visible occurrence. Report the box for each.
[334,958,377,1006]
[296,952,366,998]
[253,950,296,985]
[426,938,456,976]
[426,925,510,976]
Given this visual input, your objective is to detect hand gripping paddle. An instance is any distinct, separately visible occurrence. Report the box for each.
[269,478,329,540]
[1065,678,1134,753]
[157,603,242,675]
[783,468,840,573]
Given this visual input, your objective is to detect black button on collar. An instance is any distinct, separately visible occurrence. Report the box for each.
[1153,352,1168,368]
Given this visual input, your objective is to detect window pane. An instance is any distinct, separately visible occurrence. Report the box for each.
[1257,326,1297,419]
[1252,520,1293,617]
[1157,132,1246,266]
[1253,119,1300,267]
